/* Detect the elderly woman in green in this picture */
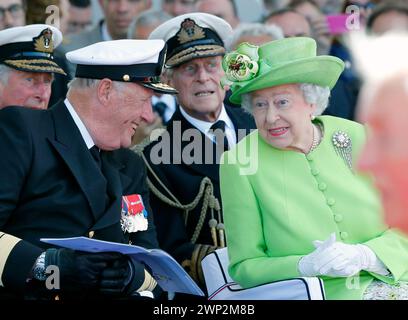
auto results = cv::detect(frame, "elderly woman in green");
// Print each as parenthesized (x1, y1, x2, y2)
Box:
(219, 37, 408, 300)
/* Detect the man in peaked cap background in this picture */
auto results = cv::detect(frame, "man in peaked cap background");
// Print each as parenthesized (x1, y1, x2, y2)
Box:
(0, 24, 66, 110)
(144, 13, 256, 291)
(58, 0, 152, 78)
(0, 38, 176, 299)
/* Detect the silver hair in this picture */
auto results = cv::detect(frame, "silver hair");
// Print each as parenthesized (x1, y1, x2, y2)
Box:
(226, 23, 284, 51)
(67, 77, 100, 89)
(241, 83, 330, 115)
(299, 83, 331, 115)
(162, 67, 173, 80)
(0, 64, 12, 85)
(67, 77, 128, 93)
(127, 8, 173, 39)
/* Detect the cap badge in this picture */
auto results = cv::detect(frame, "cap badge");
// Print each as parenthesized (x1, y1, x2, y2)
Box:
(177, 18, 205, 45)
(33, 28, 54, 53)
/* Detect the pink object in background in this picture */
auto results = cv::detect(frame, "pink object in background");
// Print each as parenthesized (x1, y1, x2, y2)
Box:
(326, 14, 350, 35)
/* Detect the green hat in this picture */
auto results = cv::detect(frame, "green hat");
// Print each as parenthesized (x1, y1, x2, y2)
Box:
(221, 37, 345, 105)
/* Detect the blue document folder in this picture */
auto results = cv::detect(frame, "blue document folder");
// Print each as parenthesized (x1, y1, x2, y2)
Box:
(41, 236, 204, 296)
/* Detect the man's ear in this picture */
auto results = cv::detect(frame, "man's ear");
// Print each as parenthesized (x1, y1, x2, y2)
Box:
(97, 78, 114, 106)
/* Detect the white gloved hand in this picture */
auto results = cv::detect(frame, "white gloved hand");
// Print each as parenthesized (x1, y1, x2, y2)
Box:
(299, 233, 389, 277)
(298, 233, 341, 277)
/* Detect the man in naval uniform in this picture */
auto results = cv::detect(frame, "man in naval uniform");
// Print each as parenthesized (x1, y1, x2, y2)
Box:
(0, 36, 177, 299)
(0, 24, 66, 110)
(144, 13, 256, 289)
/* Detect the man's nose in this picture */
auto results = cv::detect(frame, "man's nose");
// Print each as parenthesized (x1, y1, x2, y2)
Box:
(117, 0, 130, 12)
(35, 82, 51, 102)
(3, 10, 14, 27)
(142, 101, 155, 124)
(195, 66, 210, 82)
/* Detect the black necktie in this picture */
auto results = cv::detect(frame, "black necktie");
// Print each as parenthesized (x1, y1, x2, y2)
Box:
(153, 101, 167, 122)
(90, 146, 110, 210)
(211, 120, 229, 151)
(89, 146, 102, 168)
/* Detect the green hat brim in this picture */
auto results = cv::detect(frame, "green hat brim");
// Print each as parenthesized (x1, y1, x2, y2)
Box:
(229, 56, 344, 105)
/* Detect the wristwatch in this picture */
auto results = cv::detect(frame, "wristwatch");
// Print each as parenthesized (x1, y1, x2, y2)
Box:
(33, 252, 47, 281)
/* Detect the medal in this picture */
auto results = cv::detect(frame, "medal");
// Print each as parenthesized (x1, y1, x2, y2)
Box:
(121, 194, 148, 233)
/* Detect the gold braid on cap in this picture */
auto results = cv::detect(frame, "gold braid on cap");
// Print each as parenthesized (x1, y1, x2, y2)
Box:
(167, 45, 225, 67)
(4, 59, 66, 75)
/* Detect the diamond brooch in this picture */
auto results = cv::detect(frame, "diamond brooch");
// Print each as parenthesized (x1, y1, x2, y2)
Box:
(332, 131, 353, 171)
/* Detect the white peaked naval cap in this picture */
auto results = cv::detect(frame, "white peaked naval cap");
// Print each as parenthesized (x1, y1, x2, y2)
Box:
(149, 12, 233, 68)
(0, 24, 65, 75)
(66, 39, 177, 94)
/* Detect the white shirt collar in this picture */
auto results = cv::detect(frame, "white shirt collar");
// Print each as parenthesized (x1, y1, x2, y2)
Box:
(64, 98, 95, 149)
(179, 105, 237, 146)
(101, 21, 113, 41)
(152, 94, 176, 122)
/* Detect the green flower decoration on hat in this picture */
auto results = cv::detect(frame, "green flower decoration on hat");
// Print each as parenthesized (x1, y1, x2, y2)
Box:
(221, 37, 345, 105)
(221, 42, 259, 90)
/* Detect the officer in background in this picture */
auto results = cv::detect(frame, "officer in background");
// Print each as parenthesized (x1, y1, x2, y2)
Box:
(144, 13, 256, 290)
(0, 24, 66, 110)
(0, 37, 177, 299)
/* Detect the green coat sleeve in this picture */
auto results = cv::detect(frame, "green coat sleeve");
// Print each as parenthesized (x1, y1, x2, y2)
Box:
(220, 150, 303, 289)
(364, 229, 408, 283)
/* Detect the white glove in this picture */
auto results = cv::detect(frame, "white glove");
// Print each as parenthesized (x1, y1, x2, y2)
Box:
(298, 233, 350, 277)
(298, 233, 389, 277)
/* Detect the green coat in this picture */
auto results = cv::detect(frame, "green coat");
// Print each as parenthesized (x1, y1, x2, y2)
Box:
(220, 116, 408, 300)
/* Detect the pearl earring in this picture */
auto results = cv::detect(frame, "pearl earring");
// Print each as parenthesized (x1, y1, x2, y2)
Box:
(311, 115, 315, 121)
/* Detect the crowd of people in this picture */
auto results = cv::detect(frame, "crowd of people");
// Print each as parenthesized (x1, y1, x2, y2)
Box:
(1, 0, 408, 300)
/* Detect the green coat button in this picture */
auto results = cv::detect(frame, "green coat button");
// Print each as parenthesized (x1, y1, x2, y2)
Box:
(318, 182, 327, 191)
(311, 168, 319, 176)
(334, 214, 343, 222)
(327, 198, 336, 206)
(340, 231, 349, 239)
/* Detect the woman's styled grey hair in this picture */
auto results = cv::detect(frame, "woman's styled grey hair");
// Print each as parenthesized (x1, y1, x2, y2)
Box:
(241, 83, 331, 115)
(226, 23, 284, 51)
